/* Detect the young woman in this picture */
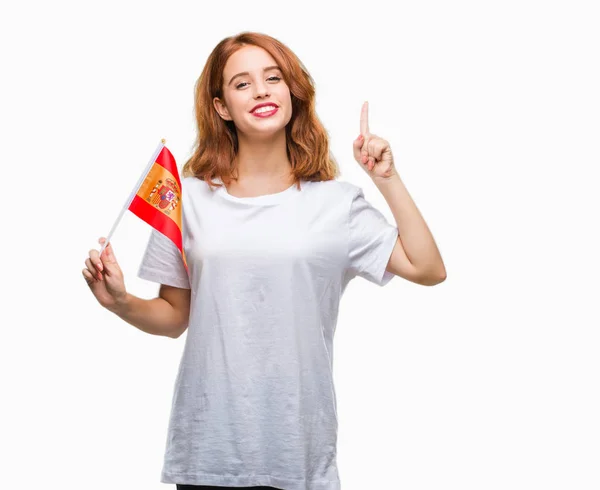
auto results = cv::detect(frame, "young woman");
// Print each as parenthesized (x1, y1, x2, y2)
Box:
(83, 31, 446, 490)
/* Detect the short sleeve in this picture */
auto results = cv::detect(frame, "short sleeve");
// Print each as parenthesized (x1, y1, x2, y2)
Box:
(348, 187, 399, 286)
(137, 228, 191, 289)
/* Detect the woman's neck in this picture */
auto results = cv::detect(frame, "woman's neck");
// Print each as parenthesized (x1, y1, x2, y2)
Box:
(234, 128, 292, 184)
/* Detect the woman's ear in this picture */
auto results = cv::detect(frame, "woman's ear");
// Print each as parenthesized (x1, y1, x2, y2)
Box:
(213, 97, 232, 121)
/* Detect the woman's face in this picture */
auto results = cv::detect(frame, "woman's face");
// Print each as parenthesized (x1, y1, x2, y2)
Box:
(213, 45, 292, 137)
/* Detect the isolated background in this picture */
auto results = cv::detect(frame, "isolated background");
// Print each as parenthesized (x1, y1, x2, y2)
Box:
(1, 1, 598, 489)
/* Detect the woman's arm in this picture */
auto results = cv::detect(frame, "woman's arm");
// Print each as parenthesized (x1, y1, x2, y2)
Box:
(376, 174, 447, 285)
(107, 285, 191, 338)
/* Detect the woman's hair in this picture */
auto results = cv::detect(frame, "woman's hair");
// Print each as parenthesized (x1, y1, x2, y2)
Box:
(181, 31, 340, 190)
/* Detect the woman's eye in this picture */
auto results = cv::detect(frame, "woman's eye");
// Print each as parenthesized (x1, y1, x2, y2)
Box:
(236, 76, 281, 89)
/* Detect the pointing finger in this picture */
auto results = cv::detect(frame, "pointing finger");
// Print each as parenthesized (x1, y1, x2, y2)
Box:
(360, 101, 369, 136)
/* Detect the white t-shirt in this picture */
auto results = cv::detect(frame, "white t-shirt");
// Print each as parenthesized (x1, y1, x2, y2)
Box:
(137, 175, 399, 490)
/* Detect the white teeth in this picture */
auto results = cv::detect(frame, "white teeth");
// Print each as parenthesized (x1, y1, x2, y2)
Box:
(254, 106, 277, 114)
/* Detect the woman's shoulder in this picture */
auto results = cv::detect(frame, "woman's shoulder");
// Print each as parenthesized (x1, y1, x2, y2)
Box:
(181, 175, 205, 187)
(181, 175, 220, 195)
(306, 178, 361, 199)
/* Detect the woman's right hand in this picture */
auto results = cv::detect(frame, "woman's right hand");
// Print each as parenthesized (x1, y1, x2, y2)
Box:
(82, 237, 127, 310)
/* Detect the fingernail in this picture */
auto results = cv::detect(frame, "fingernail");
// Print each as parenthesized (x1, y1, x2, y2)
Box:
(97, 263, 103, 271)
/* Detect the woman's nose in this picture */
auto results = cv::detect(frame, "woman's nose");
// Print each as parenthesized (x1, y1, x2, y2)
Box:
(252, 81, 270, 98)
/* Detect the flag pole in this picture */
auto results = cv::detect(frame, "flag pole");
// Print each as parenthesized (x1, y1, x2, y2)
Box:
(99, 139, 166, 256)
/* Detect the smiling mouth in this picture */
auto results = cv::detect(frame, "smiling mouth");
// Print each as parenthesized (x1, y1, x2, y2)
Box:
(251, 106, 279, 117)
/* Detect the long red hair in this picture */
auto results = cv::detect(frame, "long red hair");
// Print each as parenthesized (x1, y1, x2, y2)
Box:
(181, 31, 340, 190)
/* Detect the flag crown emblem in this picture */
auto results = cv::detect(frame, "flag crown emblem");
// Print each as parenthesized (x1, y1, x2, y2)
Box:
(146, 178, 181, 215)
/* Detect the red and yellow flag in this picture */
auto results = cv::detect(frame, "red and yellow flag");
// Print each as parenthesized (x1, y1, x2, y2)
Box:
(128, 145, 188, 272)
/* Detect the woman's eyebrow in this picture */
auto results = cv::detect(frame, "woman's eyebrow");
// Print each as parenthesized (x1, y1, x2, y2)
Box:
(228, 65, 281, 86)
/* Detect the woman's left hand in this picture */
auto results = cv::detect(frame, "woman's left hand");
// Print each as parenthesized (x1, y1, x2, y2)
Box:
(352, 101, 397, 182)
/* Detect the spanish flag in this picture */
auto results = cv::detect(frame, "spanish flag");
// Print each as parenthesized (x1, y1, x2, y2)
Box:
(128, 142, 188, 272)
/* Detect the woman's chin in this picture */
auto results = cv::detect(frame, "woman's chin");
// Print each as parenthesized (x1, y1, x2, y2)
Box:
(240, 123, 287, 139)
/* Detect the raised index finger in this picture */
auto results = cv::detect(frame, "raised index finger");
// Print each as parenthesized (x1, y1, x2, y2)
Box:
(360, 101, 369, 135)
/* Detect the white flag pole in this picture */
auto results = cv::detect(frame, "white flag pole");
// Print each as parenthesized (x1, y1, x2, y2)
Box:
(99, 139, 166, 257)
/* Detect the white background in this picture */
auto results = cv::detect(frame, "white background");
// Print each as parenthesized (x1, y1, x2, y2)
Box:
(1, 1, 599, 489)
